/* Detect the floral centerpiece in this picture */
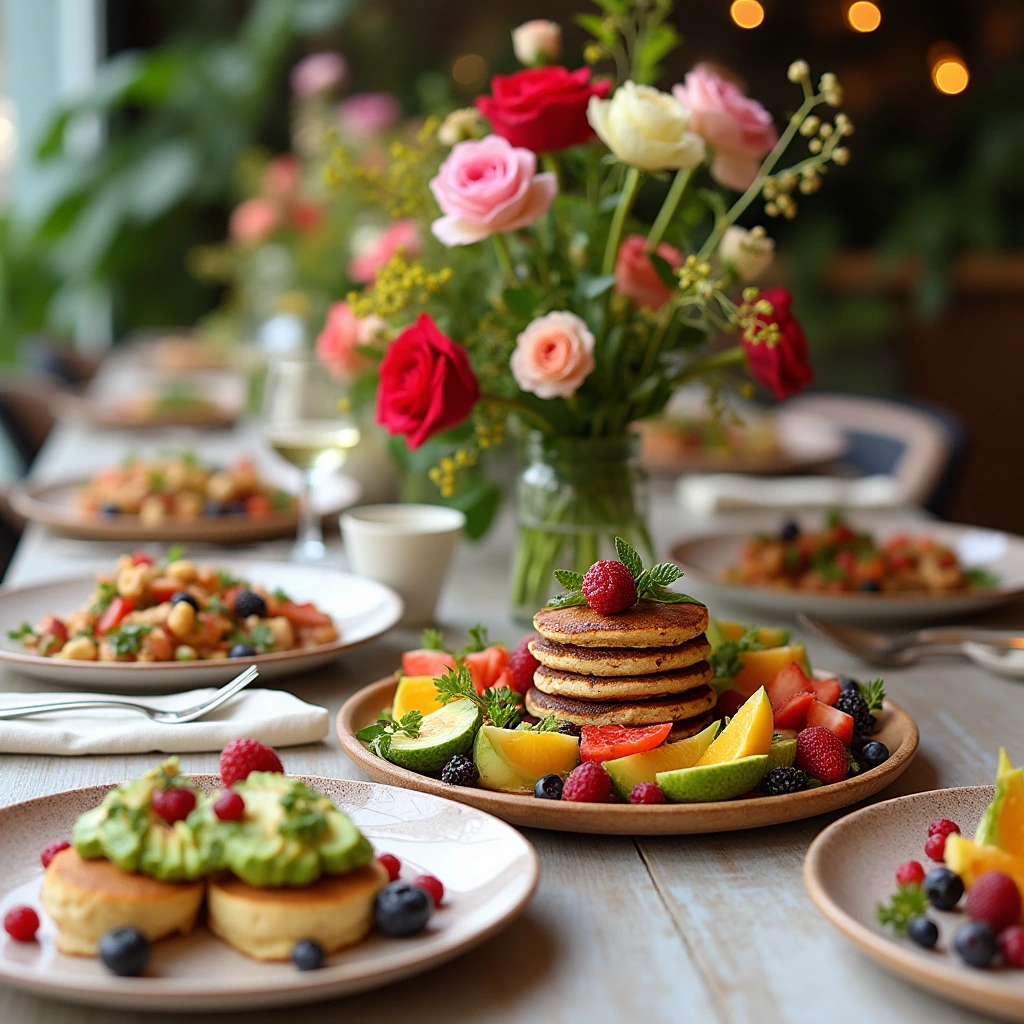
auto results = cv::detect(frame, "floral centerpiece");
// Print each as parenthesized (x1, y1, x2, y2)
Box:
(318, 0, 852, 618)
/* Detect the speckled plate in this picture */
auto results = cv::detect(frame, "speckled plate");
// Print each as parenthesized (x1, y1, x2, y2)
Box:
(336, 673, 919, 835)
(805, 786, 1024, 1022)
(0, 775, 538, 1011)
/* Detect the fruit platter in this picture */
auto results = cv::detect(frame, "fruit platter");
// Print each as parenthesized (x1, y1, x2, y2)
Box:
(0, 740, 538, 1011)
(337, 542, 918, 834)
(806, 750, 1024, 1021)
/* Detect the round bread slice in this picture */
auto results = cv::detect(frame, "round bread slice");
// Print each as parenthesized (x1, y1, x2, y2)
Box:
(533, 659, 712, 702)
(533, 600, 708, 648)
(525, 683, 717, 728)
(207, 860, 389, 961)
(40, 848, 204, 956)
(529, 634, 710, 677)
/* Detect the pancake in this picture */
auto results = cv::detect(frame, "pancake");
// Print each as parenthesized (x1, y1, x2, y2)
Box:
(529, 634, 710, 677)
(40, 848, 204, 956)
(207, 860, 388, 961)
(533, 659, 712, 701)
(525, 683, 717, 728)
(533, 600, 708, 648)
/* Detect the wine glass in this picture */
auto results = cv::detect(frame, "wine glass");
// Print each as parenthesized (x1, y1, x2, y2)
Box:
(260, 354, 360, 562)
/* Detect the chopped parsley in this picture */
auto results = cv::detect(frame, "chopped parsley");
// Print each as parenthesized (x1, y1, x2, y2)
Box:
(165, 543, 187, 566)
(89, 581, 117, 615)
(271, 587, 291, 605)
(356, 710, 424, 759)
(434, 665, 523, 729)
(106, 624, 152, 656)
(6, 622, 37, 642)
(965, 567, 1000, 589)
(876, 883, 930, 936)
(710, 626, 764, 681)
(215, 569, 245, 589)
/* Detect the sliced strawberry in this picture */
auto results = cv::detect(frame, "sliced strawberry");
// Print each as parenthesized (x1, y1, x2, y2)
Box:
(580, 723, 672, 763)
(464, 646, 509, 695)
(773, 690, 816, 731)
(715, 689, 746, 720)
(811, 676, 841, 706)
(805, 700, 854, 747)
(401, 649, 456, 678)
(765, 661, 815, 713)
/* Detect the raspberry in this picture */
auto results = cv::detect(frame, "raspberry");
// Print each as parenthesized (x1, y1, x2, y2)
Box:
(715, 690, 746, 720)
(219, 737, 284, 788)
(414, 874, 444, 906)
(40, 840, 71, 869)
(3, 906, 39, 942)
(965, 871, 1022, 933)
(377, 853, 401, 881)
(581, 560, 638, 616)
(924, 831, 952, 862)
(895, 860, 926, 886)
(1000, 925, 1024, 968)
(506, 633, 541, 695)
(561, 762, 612, 803)
(795, 726, 849, 785)
(629, 782, 665, 805)
(928, 818, 960, 839)
(213, 790, 245, 822)
(151, 787, 196, 824)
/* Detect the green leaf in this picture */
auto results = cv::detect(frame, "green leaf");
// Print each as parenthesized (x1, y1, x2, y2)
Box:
(578, 274, 617, 300)
(89, 581, 117, 616)
(553, 569, 584, 591)
(645, 562, 684, 587)
(106, 623, 152, 656)
(648, 251, 679, 290)
(576, 13, 616, 43)
(545, 592, 588, 609)
(876, 883, 930, 936)
(165, 543, 187, 565)
(355, 722, 386, 743)
(614, 537, 644, 580)
(420, 628, 445, 651)
(460, 624, 491, 655)
(502, 285, 542, 319)
(6, 622, 36, 641)
(965, 567, 1000, 588)
(532, 716, 561, 733)
(861, 679, 886, 713)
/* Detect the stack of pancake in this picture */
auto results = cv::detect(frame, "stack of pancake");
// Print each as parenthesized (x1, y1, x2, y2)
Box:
(524, 600, 717, 736)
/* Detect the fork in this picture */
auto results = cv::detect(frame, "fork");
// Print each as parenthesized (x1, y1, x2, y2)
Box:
(797, 613, 1024, 667)
(0, 664, 259, 722)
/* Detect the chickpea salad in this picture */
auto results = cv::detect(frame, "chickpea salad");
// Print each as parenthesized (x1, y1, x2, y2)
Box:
(4, 548, 338, 663)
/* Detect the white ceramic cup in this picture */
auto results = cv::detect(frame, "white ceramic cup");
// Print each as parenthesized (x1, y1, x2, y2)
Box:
(340, 504, 466, 626)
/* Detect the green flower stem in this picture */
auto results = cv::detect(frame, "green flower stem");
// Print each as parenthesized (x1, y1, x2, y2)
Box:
(480, 392, 557, 434)
(602, 166, 643, 275)
(492, 233, 518, 287)
(646, 166, 694, 252)
(672, 345, 748, 386)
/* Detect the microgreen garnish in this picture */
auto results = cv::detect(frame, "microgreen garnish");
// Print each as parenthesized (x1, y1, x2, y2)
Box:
(876, 883, 930, 935)
(237, 623, 275, 653)
(271, 587, 291, 604)
(861, 679, 886, 713)
(271, 490, 293, 511)
(356, 710, 424, 759)
(460, 624, 492, 655)
(215, 569, 245, 589)
(434, 665, 523, 729)
(420, 627, 446, 651)
(106, 624, 152, 656)
(89, 581, 117, 615)
(205, 594, 230, 616)
(6, 622, 37, 642)
(529, 716, 561, 733)
(710, 625, 764, 681)
(965, 567, 999, 589)
(165, 544, 187, 565)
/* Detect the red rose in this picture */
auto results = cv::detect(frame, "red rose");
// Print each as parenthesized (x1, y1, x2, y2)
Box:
(742, 287, 814, 400)
(614, 234, 683, 311)
(376, 314, 479, 449)
(475, 67, 611, 153)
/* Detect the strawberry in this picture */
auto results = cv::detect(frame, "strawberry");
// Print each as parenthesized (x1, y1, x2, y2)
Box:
(765, 661, 815, 713)
(402, 649, 455, 678)
(506, 633, 541, 695)
(805, 701, 854, 747)
(464, 646, 509, 694)
(811, 676, 841, 706)
(773, 691, 816, 731)
(795, 726, 849, 785)
(580, 723, 672, 763)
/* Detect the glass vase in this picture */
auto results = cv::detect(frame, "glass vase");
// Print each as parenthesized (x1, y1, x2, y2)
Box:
(511, 431, 652, 622)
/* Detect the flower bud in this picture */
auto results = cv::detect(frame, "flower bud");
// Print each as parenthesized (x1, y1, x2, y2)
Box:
(511, 20, 562, 67)
(788, 60, 810, 83)
(831, 146, 850, 166)
(719, 225, 775, 283)
(799, 115, 820, 137)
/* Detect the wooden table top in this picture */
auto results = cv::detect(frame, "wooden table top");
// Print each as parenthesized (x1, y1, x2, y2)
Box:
(0, 413, 1017, 1024)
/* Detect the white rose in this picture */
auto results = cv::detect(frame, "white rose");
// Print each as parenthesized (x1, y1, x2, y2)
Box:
(511, 20, 562, 66)
(719, 225, 775, 282)
(587, 81, 706, 172)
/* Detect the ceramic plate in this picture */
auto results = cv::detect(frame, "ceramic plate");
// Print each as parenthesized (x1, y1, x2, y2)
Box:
(0, 776, 538, 1011)
(670, 520, 1024, 623)
(0, 561, 403, 691)
(8, 474, 360, 544)
(335, 675, 918, 835)
(805, 786, 1024, 1022)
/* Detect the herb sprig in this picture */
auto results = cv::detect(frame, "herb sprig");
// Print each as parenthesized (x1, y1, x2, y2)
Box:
(106, 624, 153, 656)
(861, 679, 885, 713)
(356, 710, 424, 759)
(876, 883, 930, 935)
(434, 665, 523, 729)
(89, 581, 117, 615)
(6, 622, 37, 642)
(710, 625, 764, 681)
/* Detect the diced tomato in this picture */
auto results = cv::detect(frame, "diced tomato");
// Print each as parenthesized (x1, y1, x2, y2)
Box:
(889, 550, 915, 571)
(197, 612, 230, 646)
(464, 646, 510, 695)
(222, 584, 245, 608)
(937, 549, 956, 568)
(715, 689, 746, 720)
(773, 691, 816, 731)
(860, 556, 885, 582)
(246, 494, 273, 519)
(834, 550, 856, 576)
(38, 615, 68, 642)
(811, 675, 842, 706)
(765, 661, 815, 713)
(402, 649, 456, 678)
(131, 551, 155, 566)
(805, 701, 854, 746)
(150, 578, 180, 603)
(277, 600, 332, 629)
(580, 723, 672, 763)
(829, 524, 855, 545)
(96, 597, 135, 636)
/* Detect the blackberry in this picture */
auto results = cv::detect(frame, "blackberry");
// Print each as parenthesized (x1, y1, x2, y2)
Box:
(762, 766, 808, 796)
(779, 519, 800, 542)
(834, 689, 874, 748)
(440, 754, 478, 787)
(558, 721, 582, 737)
(233, 589, 268, 619)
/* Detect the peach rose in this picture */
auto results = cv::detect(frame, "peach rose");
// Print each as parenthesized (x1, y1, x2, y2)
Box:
(229, 198, 279, 245)
(614, 234, 683, 310)
(315, 302, 384, 380)
(262, 155, 302, 203)
(348, 220, 423, 283)
(673, 65, 777, 191)
(510, 311, 595, 399)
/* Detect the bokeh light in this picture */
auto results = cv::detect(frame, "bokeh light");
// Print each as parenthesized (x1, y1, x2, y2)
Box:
(932, 56, 969, 94)
(846, 2, 881, 33)
(729, 1, 764, 29)
(451, 54, 489, 88)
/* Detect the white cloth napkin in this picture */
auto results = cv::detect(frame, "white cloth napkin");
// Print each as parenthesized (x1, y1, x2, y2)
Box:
(0, 688, 330, 756)
(676, 473, 903, 517)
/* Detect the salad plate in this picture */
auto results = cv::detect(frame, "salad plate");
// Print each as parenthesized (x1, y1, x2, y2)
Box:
(0, 775, 538, 1011)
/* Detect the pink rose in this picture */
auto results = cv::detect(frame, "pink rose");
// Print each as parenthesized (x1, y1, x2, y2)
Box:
(229, 198, 279, 244)
(291, 53, 347, 98)
(673, 65, 777, 191)
(429, 135, 557, 247)
(263, 154, 302, 203)
(614, 234, 683, 310)
(510, 311, 595, 399)
(315, 302, 384, 381)
(348, 220, 423, 283)
(338, 93, 402, 140)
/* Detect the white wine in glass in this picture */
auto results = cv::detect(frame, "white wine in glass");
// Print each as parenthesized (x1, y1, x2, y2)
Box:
(261, 356, 360, 562)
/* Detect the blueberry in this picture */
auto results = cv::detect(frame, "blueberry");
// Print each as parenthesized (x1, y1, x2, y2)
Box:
(779, 519, 800, 542)
(98, 927, 150, 977)
(860, 741, 889, 769)
(860, 580, 881, 592)
(203, 500, 225, 517)
(226, 500, 247, 515)
(233, 589, 267, 619)
(839, 676, 861, 694)
(908, 916, 938, 949)
(374, 881, 432, 938)
(170, 591, 200, 611)
(925, 867, 964, 910)
(100, 503, 121, 517)
(228, 643, 257, 658)
(291, 938, 325, 971)
(954, 921, 996, 968)
(534, 774, 564, 800)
